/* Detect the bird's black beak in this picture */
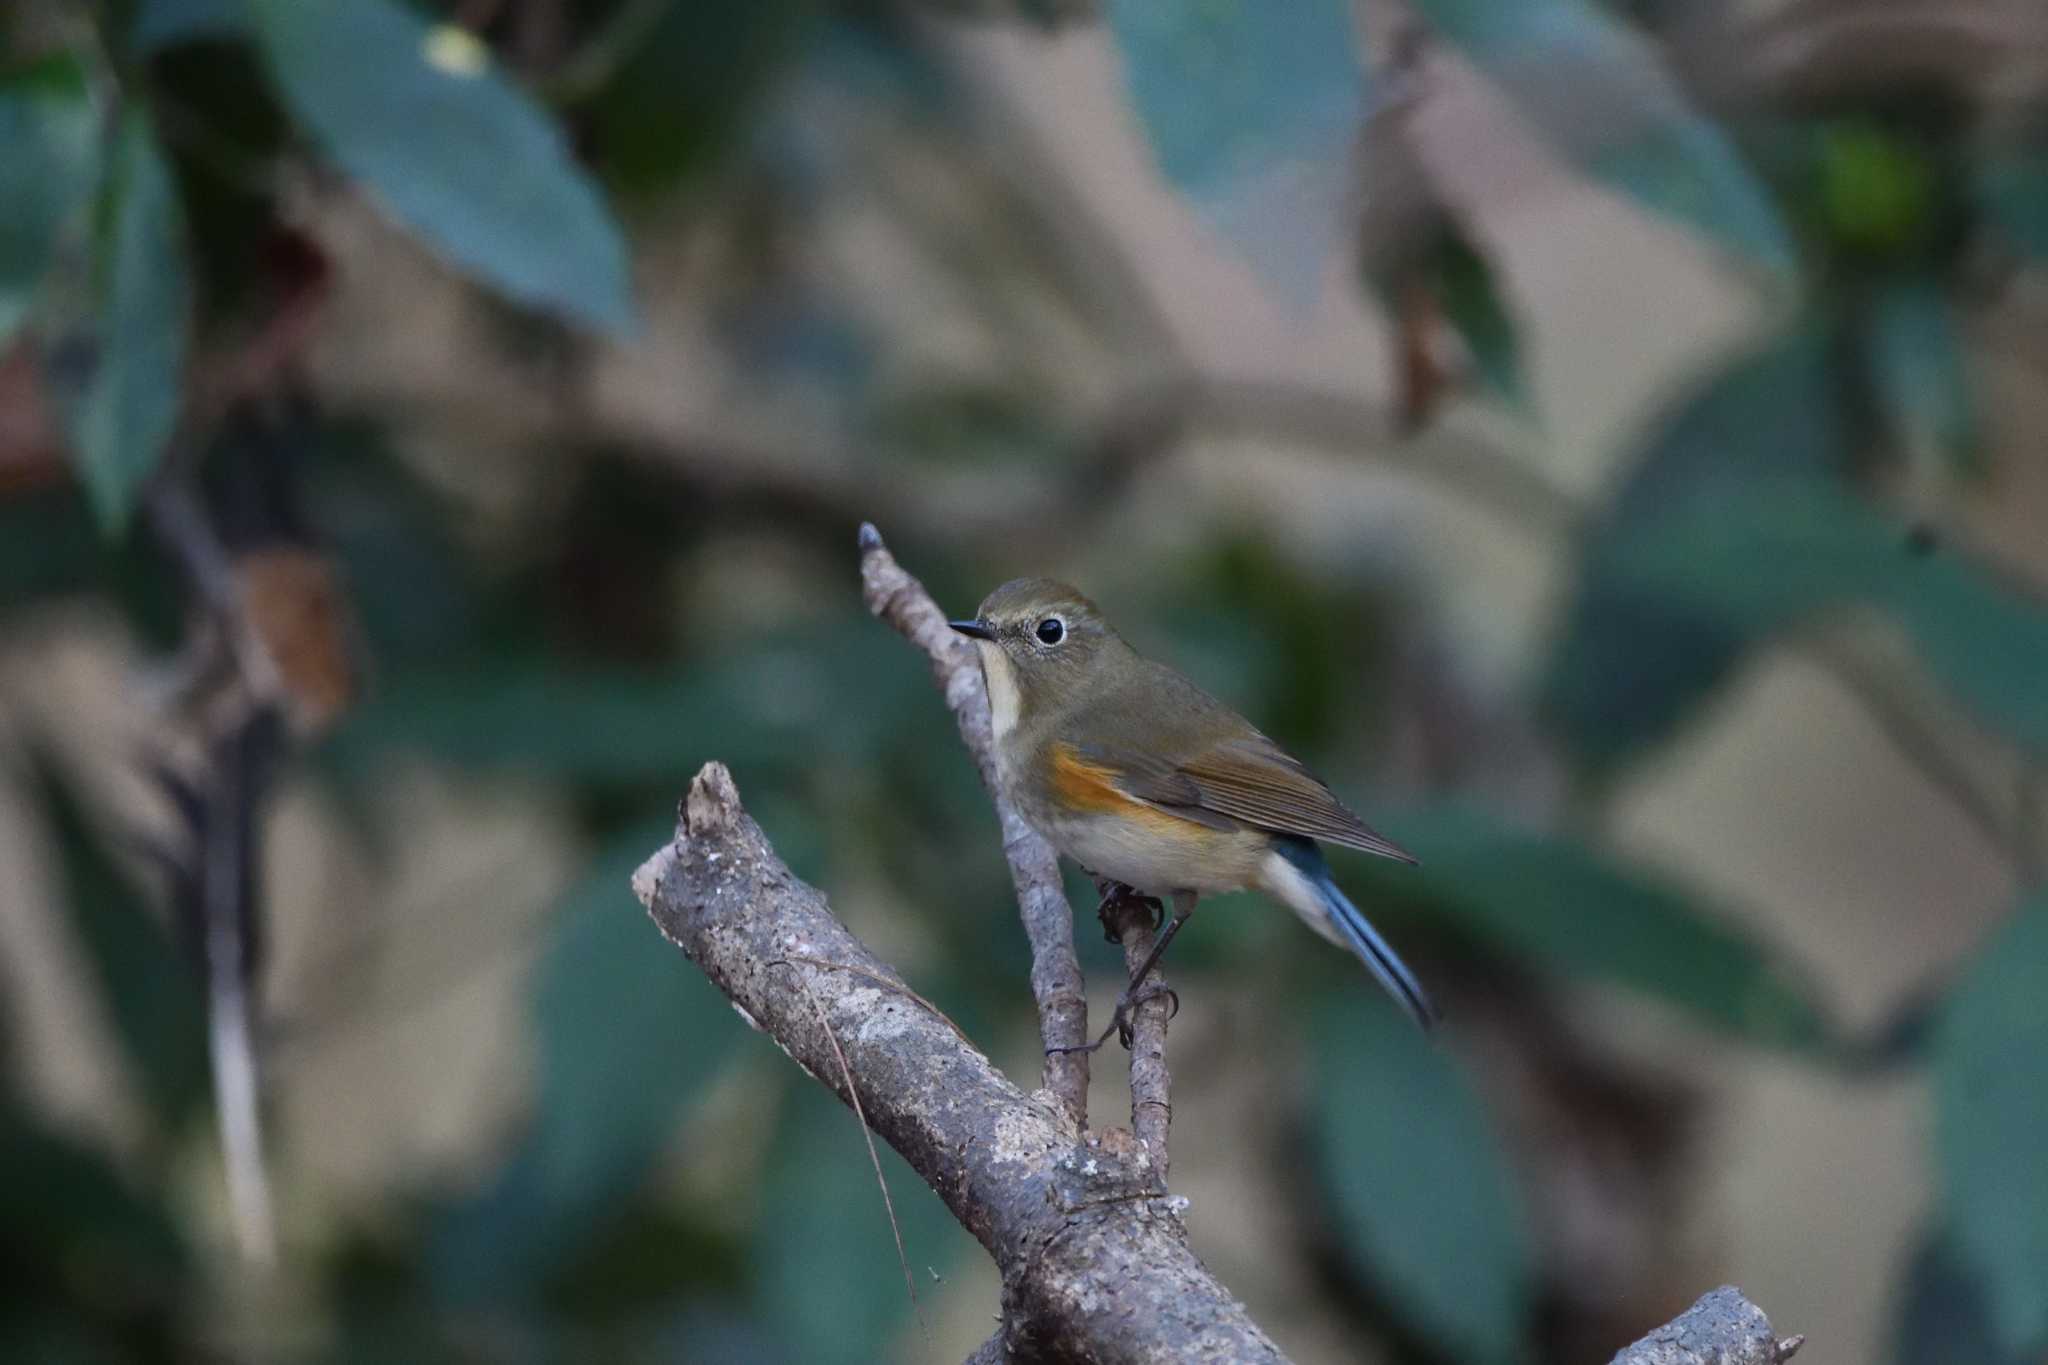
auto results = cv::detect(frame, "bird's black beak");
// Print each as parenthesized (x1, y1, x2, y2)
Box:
(948, 619, 993, 641)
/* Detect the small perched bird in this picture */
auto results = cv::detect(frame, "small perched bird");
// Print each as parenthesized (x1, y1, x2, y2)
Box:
(950, 578, 1436, 1047)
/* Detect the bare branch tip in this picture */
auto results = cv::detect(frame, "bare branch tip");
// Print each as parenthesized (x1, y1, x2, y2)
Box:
(685, 761, 742, 836)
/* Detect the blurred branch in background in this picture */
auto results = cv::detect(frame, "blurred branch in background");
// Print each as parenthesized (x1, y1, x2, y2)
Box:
(131, 483, 291, 1268)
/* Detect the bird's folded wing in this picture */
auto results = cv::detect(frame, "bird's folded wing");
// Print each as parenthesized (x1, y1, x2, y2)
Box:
(1082, 738, 1416, 863)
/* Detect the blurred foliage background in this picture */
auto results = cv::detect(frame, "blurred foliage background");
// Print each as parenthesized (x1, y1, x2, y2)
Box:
(2, 0, 2047, 1361)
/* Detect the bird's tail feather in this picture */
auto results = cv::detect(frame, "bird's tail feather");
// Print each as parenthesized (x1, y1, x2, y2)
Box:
(1273, 839, 1439, 1031)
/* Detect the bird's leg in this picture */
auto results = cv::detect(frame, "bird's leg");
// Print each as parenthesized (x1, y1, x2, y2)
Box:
(1090, 875, 1163, 944)
(1106, 892, 1192, 1043)
(1052, 892, 1194, 1054)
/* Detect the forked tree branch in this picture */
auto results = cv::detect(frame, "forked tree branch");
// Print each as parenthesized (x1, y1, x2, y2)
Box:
(633, 763, 1284, 1363)
(632, 766, 1800, 1363)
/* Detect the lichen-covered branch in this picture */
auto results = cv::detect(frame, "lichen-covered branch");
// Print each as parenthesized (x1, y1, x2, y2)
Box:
(634, 763, 1285, 1364)
(857, 523, 1093, 1125)
(1609, 1287, 1804, 1365)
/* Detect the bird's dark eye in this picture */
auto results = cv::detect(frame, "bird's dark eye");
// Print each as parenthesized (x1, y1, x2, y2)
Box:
(1035, 616, 1065, 645)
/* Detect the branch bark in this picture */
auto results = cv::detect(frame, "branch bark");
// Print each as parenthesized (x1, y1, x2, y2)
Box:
(857, 523, 1093, 1126)
(1610, 1287, 1803, 1365)
(1094, 885, 1173, 1175)
(634, 762, 1286, 1364)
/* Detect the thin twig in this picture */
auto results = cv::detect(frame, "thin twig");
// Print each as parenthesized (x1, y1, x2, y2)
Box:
(785, 964, 929, 1359)
(858, 523, 1092, 1126)
(1097, 887, 1173, 1179)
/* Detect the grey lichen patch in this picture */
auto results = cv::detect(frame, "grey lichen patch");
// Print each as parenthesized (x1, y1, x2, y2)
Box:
(988, 1104, 1058, 1171)
(848, 991, 920, 1046)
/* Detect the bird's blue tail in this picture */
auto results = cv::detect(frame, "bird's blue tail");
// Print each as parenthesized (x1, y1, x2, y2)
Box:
(1275, 839, 1439, 1031)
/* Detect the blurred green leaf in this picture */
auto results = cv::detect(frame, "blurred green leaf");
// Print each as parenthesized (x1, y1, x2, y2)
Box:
(916, 0, 1093, 26)
(1411, 0, 1795, 275)
(302, 424, 484, 669)
(0, 482, 106, 608)
(0, 480, 185, 647)
(1105, 0, 1361, 304)
(1549, 320, 2048, 762)
(755, 1082, 971, 1365)
(128, 0, 243, 52)
(0, 52, 99, 346)
(247, 0, 636, 333)
(1892, 1230, 2034, 1365)
(337, 622, 932, 783)
(60, 111, 190, 535)
(1867, 276, 1977, 474)
(582, 0, 822, 196)
(1432, 228, 1529, 411)
(1611, 485, 2048, 754)
(1817, 122, 1942, 264)
(1352, 806, 1828, 1048)
(1932, 896, 2048, 1354)
(1105, 0, 1360, 197)
(430, 824, 742, 1300)
(544, 1202, 748, 1325)
(529, 825, 739, 1212)
(0, 1102, 191, 1349)
(1312, 995, 1530, 1363)
(1977, 146, 2048, 261)
(27, 751, 209, 1138)
(1545, 328, 1845, 767)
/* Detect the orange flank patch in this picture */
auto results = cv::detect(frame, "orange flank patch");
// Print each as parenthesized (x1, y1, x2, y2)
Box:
(1046, 744, 1191, 834)
(1047, 743, 1132, 813)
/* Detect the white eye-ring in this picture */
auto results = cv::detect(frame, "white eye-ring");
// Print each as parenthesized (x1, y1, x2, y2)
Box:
(1034, 616, 1066, 645)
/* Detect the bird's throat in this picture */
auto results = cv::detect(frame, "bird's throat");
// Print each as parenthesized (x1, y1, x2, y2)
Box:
(975, 641, 1023, 743)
